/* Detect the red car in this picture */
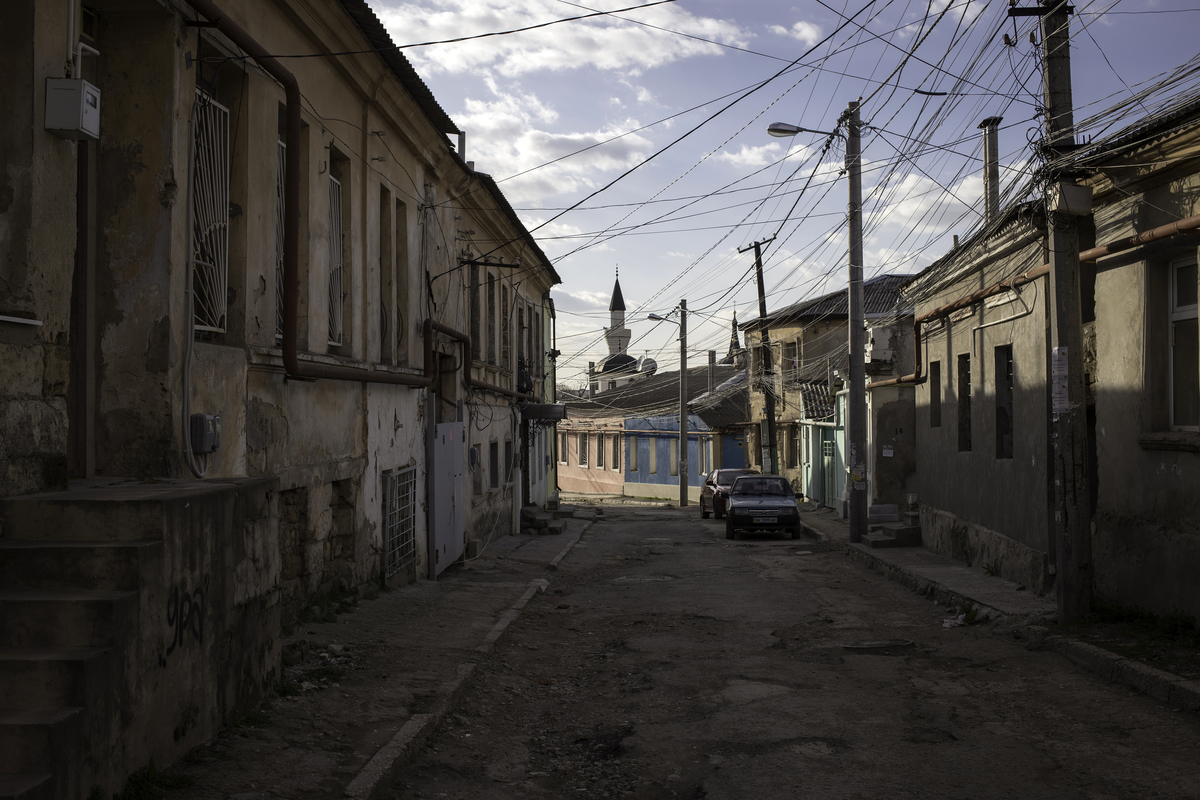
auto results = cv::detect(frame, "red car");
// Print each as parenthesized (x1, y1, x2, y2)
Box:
(700, 468, 759, 519)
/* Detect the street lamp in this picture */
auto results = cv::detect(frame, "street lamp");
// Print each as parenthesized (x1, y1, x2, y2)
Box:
(768, 102, 866, 544)
(647, 302, 688, 508)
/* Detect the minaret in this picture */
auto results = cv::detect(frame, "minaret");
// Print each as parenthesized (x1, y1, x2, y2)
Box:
(720, 310, 742, 364)
(605, 270, 631, 356)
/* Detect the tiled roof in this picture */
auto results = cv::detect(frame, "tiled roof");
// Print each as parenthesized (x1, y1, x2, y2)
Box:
(565, 365, 741, 420)
(740, 273, 913, 331)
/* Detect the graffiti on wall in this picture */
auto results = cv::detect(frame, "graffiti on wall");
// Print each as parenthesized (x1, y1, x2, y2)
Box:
(159, 576, 209, 667)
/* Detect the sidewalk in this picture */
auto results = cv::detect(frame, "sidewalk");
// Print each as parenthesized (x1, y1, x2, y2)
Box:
(165, 516, 593, 800)
(800, 507, 1200, 715)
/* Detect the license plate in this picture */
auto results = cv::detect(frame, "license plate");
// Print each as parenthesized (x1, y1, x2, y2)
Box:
(752, 517, 777, 524)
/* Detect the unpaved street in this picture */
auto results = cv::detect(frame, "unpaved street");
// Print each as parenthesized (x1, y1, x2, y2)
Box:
(392, 505, 1200, 799)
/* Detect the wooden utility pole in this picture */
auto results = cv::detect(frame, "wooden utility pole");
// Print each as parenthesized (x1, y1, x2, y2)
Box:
(845, 100, 867, 545)
(1011, 1, 1093, 622)
(739, 238, 778, 475)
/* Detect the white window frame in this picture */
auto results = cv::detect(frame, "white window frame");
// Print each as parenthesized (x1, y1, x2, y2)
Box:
(1170, 257, 1198, 431)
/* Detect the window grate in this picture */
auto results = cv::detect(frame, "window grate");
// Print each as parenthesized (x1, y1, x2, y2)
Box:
(191, 89, 230, 333)
(328, 175, 344, 346)
(383, 466, 417, 579)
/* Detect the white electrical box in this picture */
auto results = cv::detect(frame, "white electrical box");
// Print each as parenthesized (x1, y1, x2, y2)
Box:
(45, 78, 101, 140)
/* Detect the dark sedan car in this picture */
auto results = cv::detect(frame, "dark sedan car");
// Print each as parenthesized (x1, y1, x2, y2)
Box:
(700, 468, 759, 519)
(724, 474, 801, 540)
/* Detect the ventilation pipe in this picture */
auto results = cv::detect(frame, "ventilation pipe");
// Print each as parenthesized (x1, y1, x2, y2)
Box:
(979, 116, 1002, 228)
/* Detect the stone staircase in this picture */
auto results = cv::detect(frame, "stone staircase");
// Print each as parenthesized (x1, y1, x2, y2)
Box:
(864, 503, 923, 549)
(0, 505, 154, 798)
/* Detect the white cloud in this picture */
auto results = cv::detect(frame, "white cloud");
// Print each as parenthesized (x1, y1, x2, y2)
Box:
(716, 142, 783, 168)
(377, 1, 751, 78)
(769, 20, 823, 47)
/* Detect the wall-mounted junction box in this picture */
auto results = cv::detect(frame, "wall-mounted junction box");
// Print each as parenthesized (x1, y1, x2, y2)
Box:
(190, 413, 221, 455)
(45, 78, 101, 140)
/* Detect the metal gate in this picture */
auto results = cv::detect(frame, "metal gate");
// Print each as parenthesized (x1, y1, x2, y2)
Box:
(191, 89, 229, 333)
(430, 420, 464, 577)
(383, 466, 417, 582)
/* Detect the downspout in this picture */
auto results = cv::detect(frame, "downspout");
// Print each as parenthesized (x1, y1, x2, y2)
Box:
(179, 1, 537, 401)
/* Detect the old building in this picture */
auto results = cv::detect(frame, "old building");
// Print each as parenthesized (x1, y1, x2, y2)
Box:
(899, 100, 1200, 622)
(0, 0, 559, 794)
(739, 273, 913, 509)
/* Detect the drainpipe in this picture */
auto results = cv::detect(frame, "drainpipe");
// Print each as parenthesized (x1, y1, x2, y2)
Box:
(979, 117, 1002, 229)
(179, 0, 535, 402)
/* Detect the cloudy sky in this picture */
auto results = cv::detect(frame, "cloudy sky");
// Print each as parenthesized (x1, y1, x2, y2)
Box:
(374, 0, 1200, 386)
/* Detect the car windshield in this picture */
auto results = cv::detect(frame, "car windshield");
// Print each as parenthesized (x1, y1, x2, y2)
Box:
(731, 477, 790, 497)
(716, 470, 751, 486)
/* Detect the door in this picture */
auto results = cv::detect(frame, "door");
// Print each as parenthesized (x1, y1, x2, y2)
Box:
(822, 437, 836, 509)
(430, 420, 465, 577)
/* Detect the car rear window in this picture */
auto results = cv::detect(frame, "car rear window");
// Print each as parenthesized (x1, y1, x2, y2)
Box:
(732, 477, 790, 496)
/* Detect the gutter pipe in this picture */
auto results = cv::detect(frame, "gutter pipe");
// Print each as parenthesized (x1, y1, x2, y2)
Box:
(866, 207, 1200, 390)
(180, 0, 534, 403)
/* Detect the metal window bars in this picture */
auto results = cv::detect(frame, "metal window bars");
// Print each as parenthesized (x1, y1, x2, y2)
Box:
(328, 174, 344, 346)
(274, 140, 286, 339)
(383, 466, 417, 579)
(191, 89, 230, 333)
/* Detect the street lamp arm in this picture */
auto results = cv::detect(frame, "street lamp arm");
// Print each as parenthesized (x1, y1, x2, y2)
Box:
(767, 121, 843, 139)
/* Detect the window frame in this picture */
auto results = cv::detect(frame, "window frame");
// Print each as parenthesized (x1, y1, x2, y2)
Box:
(957, 353, 972, 452)
(578, 432, 589, 468)
(1169, 256, 1199, 431)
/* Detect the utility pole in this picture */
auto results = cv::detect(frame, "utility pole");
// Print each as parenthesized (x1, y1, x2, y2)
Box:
(679, 299, 688, 508)
(739, 238, 778, 475)
(1011, 1, 1092, 622)
(845, 100, 867, 545)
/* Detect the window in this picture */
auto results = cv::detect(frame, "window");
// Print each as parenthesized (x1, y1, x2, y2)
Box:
(487, 273, 496, 364)
(649, 439, 658, 474)
(670, 438, 679, 476)
(578, 433, 589, 467)
(489, 441, 499, 490)
(274, 138, 286, 339)
(957, 354, 972, 451)
(470, 264, 481, 361)
(378, 186, 393, 363)
(596, 434, 605, 469)
(327, 151, 350, 348)
(630, 436, 639, 472)
(472, 444, 482, 495)
(502, 284, 511, 370)
(395, 199, 409, 362)
(929, 361, 942, 427)
(191, 88, 230, 333)
(559, 432, 568, 464)
(612, 435, 621, 471)
(504, 439, 513, 484)
(382, 467, 417, 580)
(1171, 258, 1198, 430)
(783, 341, 798, 380)
(995, 345, 1014, 459)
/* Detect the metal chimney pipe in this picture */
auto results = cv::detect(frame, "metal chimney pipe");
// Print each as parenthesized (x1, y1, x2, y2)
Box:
(979, 116, 1002, 228)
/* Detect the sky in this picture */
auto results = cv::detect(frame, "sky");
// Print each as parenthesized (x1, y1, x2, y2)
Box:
(373, 0, 1200, 388)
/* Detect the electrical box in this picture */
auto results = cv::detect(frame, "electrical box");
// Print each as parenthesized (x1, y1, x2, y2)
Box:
(45, 78, 101, 140)
(190, 413, 221, 455)
(1049, 182, 1092, 217)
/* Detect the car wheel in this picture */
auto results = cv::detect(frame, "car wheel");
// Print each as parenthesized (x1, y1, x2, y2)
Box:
(714, 504, 724, 520)
(700, 499, 710, 519)
(790, 521, 802, 540)
(725, 518, 735, 540)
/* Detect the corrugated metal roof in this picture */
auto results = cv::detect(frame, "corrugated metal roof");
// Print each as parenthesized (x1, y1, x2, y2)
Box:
(565, 365, 741, 420)
(473, 172, 561, 286)
(797, 380, 834, 421)
(740, 273, 913, 331)
(338, 0, 460, 135)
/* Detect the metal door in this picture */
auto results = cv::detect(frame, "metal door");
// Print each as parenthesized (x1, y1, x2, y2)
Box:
(431, 420, 464, 577)
(822, 438, 836, 508)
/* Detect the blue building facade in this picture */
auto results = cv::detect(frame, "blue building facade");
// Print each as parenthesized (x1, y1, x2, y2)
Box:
(623, 414, 715, 501)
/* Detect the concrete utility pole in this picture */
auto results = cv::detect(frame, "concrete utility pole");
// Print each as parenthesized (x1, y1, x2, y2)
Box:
(845, 100, 867, 545)
(739, 238, 778, 475)
(679, 300, 688, 507)
(1011, 0, 1092, 622)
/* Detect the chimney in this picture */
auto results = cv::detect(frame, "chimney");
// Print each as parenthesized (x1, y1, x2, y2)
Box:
(978, 116, 1002, 228)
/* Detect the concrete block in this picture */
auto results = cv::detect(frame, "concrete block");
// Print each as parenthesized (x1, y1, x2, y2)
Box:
(543, 520, 568, 536)
(571, 508, 597, 521)
(0, 706, 83, 774)
(0, 647, 108, 707)
(0, 540, 162, 592)
(0, 589, 137, 648)
(868, 504, 900, 524)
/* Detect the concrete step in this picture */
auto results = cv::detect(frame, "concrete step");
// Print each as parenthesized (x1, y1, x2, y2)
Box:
(0, 707, 83, 774)
(865, 523, 922, 548)
(0, 540, 162, 591)
(0, 647, 109, 708)
(0, 590, 138, 648)
(867, 504, 900, 524)
(0, 774, 53, 800)
(542, 519, 568, 536)
(0, 484, 200, 542)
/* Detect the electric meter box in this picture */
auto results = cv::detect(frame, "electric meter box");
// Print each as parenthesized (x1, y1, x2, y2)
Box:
(45, 78, 101, 140)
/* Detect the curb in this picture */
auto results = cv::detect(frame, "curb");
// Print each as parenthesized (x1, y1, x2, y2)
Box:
(1020, 626, 1200, 715)
(548, 520, 592, 571)
(344, 574, 552, 799)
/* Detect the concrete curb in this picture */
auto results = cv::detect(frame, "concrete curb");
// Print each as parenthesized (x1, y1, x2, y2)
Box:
(344, 575, 552, 799)
(548, 521, 592, 571)
(1020, 626, 1200, 715)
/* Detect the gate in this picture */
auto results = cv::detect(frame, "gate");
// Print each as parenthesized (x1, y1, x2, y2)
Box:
(430, 420, 464, 577)
(822, 438, 837, 509)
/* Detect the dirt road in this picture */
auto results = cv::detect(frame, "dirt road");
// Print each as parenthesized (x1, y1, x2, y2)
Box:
(392, 505, 1200, 799)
